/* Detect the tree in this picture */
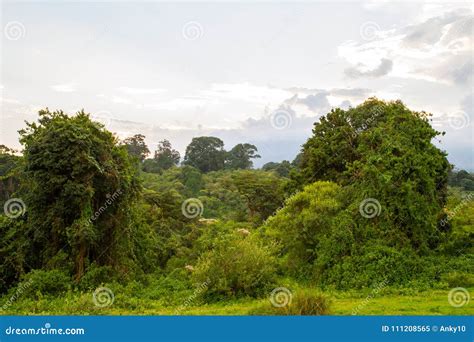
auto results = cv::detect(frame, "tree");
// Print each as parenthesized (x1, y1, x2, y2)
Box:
(296, 98, 450, 251)
(0, 145, 21, 203)
(262, 160, 292, 177)
(448, 169, 474, 191)
(13, 109, 142, 281)
(264, 181, 344, 275)
(154, 139, 180, 170)
(183, 136, 226, 173)
(142, 158, 161, 174)
(227, 170, 285, 222)
(123, 134, 150, 161)
(0, 145, 19, 177)
(225, 143, 260, 170)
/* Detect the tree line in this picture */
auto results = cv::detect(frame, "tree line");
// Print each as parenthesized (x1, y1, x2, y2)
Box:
(123, 135, 261, 174)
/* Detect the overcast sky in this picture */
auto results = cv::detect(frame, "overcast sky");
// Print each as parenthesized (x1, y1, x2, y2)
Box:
(0, 1, 472, 169)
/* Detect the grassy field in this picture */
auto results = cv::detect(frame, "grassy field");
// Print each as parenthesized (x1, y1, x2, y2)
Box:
(2, 288, 472, 316)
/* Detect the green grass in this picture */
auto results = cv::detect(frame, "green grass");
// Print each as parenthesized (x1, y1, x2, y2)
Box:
(1, 288, 472, 316)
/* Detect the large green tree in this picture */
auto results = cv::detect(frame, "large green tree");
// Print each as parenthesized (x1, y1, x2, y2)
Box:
(297, 99, 450, 249)
(13, 109, 142, 281)
(265, 99, 452, 287)
(183, 136, 226, 173)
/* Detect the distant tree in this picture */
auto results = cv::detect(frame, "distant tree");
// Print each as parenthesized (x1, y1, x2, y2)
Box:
(292, 152, 304, 167)
(461, 178, 474, 191)
(0, 145, 20, 177)
(227, 170, 285, 222)
(154, 139, 180, 169)
(142, 159, 161, 173)
(262, 160, 291, 177)
(225, 143, 260, 170)
(183, 136, 226, 173)
(123, 134, 150, 161)
(448, 169, 474, 191)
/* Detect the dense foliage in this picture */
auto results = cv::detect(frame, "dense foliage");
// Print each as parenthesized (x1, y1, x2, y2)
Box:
(0, 99, 472, 315)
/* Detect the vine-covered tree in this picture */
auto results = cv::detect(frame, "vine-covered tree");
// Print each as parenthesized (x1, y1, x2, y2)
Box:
(8, 109, 143, 282)
(274, 99, 452, 280)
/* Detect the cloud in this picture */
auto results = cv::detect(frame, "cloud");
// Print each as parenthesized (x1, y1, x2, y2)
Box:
(0, 97, 21, 104)
(296, 92, 332, 113)
(111, 96, 132, 105)
(345, 58, 393, 78)
(339, 8, 474, 85)
(51, 83, 76, 92)
(117, 87, 167, 95)
(200, 83, 292, 105)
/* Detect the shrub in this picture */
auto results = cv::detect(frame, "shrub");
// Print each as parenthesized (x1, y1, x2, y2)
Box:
(284, 290, 331, 315)
(192, 233, 276, 299)
(78, 264, 116, 291)
(442, 272, 474, 288)
(19, 269, 71, 298)
(250, 289, 331, 316)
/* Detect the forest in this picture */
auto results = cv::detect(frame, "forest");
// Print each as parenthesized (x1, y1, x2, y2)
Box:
(0, 98, 472, 315)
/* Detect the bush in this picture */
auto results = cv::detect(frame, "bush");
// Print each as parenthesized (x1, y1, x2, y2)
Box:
(442, 272, 474, 288)
(284, 290, 331, 315)
(78, 264, 116, 291)
(18, 269, 71, 298)
(192, 232, 276, 299)
(250, 289, 331, 316)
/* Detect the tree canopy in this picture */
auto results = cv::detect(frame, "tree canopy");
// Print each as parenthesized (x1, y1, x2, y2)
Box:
(225, 143, 260, 170)
(123, 134, 150, 162)
(183, 137, 226, 173)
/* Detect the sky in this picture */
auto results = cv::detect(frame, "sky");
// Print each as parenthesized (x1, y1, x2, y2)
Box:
(0, 0, 473, 169)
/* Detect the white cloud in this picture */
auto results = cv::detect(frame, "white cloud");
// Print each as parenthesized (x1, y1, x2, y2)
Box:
(51, 83, 76, 93)
(111, 96, 132, 105)
(339, 8, 473, 84)
(0, 97, 21, 104)
(200, 83, 293, 106)
(117, 87, 167, 95)
(144, 96, 214, 111)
